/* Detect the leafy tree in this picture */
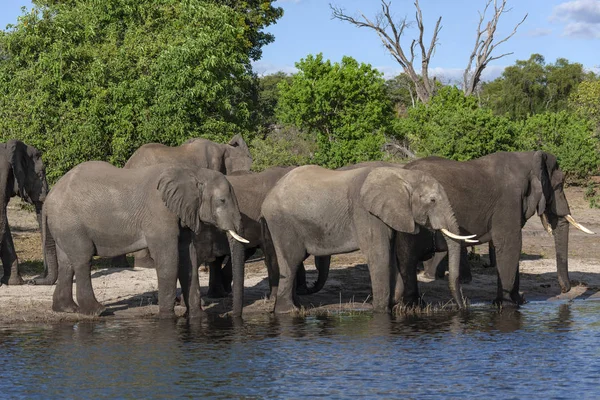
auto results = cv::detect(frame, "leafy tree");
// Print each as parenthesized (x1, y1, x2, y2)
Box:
(480, 54, 588, 119)
(400, 86, 520, 160)
(254, 72, 292, 134)
(0, 0, 281, 182)
(569, 79, 600, 127)
(276, 54, 394, 168)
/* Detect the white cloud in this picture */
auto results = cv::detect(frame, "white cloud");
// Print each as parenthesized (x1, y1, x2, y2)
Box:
(525, 28, 553, 37)
(252, 61, 297, 76)
(551, 0, 600, 38)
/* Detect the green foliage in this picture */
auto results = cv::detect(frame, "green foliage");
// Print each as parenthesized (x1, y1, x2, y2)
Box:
(0, 0, 281, 183)
(584, 184, 600, 209)
(400, 86, 520, 160)
(249, 126, 316, 172)
(254, 72, 292, 133)
(276, 53, 394, 168)
(569, 80, 600, 126)
(481, 54, 589, 120)
(516, 111, 599, 180)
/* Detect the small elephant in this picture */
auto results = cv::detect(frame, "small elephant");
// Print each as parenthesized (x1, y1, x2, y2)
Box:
(203, 167, 331, 299)
(0, 140, 48, 285)
(112, 135, 253, 269)
(261, 165, 473, 314)
(399, 151, 595, 306)
(33, 161, 247, 318)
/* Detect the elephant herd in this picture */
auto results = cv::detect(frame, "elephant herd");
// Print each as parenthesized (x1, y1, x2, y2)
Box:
(0, 136, 594, 319)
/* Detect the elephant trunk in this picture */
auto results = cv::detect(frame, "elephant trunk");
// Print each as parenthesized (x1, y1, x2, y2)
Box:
(228, 232, 245, 317)
(31, 209, 58, 285)
(551, 215, 570, 293)
(440, 209, 465, 308)
(0, 168, 9, 252)
(304, 255, 331, 294)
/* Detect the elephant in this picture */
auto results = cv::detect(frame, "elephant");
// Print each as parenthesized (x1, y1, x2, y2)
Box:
(31, 161, 248, 318)
(202, 166, 331, 299)
(261, 165, 474, 314)
(111, 134, 252, 269)
(126, 134, 252, 175)
(0, 140, 48, 285)
(395, 151, 595, 307)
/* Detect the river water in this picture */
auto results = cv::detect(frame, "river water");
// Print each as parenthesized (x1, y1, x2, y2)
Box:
(0, 300, 598, 399)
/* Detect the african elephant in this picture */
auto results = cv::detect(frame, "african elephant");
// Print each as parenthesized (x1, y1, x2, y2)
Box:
(398, 151, 595, 306)
(112, 135, 252, 269)
(203, 166, 331, 298)
(0, 140, 48, 285)
(126, 134, 252, 174)
(261, 165, 473, 314)
(32, 161, 247, 318)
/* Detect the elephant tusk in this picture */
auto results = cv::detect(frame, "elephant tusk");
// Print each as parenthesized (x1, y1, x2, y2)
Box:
(228, 230, 250, 244)
(565, 215, 596, 235)
(464, 239, 479, 244)
(440, 229, 477, 241)
(540, 213, 553, 235)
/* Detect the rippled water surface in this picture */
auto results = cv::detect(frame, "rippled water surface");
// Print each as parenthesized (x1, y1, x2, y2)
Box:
(1, 300, 599, 399)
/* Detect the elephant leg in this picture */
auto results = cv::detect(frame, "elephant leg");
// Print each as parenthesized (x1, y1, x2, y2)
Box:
(222, 248, 256, 294)
(1, 224, 23, 285)
(69, 241, 105, 316)
(492, 232, 524, 306)
(207, 256, 228, 298)
(148, 241, 179, 319)
(52, 246, 78, 313)
(260, 219, 280, 300)
(394, 233, 421, 307)
(178, 230, 202, 319)
(110, 254, 130, 268)
(360, 227, 394, 313)
(422, 251, 447, 281)
(459, 246, 472, 284)
(295, 261, 309, 295)
(272, 235, 306, 314)
(133, 249, 154, 269)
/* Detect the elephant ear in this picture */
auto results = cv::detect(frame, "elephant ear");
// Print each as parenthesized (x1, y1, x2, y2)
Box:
(360, 168, 416, 233)
(7, 140, 30, 201)
(157, 168, 204, 233)
(530, 151, 553, 216)
(228, 134, 250, 155)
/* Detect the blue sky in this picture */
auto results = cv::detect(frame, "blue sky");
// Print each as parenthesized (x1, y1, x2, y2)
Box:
(2, 0, 599, 83)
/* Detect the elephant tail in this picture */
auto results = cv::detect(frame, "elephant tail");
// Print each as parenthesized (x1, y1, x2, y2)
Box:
(303, 256, 331, 295)
(30, 207, 58, 285)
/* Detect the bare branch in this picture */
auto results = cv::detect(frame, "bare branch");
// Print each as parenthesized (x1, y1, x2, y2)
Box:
(330, 1, 441, 103)
(463, 0, 527, 96)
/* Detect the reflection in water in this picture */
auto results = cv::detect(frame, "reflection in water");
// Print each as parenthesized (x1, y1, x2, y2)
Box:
(0, 301, 598, 398)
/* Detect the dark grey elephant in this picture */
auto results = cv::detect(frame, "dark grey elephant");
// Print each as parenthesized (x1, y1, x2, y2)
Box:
(261, 165, 473, 314)
(0, 140, 48, 285)
(203, 166, 331, 299)
(397, 151, 594, 307)
(112, 135, 252, 269)
(32, 161, 247, 318)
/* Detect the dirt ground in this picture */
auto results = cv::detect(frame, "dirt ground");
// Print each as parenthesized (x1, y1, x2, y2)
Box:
(1, 186, 599, 324)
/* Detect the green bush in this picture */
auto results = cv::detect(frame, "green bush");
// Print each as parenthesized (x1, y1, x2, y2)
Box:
(516, 111, 599, 180)
(399, 86, 520, 160)
(249, 126, 317, 172)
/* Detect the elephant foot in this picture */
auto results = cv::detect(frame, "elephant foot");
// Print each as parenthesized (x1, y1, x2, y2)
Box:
(52, 300, 80, 314)
(2, 275, 24, 286)
(79, 302, 107, 316)
(158, 310, 177, 319)
(274, 298, 299, 314)
(184, 307, 204, 320)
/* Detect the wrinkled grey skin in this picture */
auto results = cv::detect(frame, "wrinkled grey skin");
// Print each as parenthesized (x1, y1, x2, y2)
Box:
(261, 165, 464, 314)
(0, 140, 48, 285)
(32, 161, 244, 318)
(111, 135, 252, 269)
(204, 167, 331, 299)
(400, 151, 574, 306)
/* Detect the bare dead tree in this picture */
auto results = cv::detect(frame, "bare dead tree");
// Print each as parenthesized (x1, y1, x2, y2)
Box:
(331, 0, 441, 104)
(463, 0, 527, 96)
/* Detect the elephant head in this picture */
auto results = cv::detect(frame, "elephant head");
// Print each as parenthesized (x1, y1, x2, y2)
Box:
(360, 168, 472, 308)
(6, 140, 48, 206)
(157, 167, 248, 316)
(223, 135, 252, 174)
(525, 151, 595, 293)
